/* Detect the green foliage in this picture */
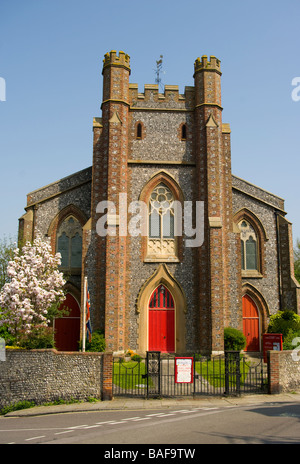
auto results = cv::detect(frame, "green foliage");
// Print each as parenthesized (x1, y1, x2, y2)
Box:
(294, 239, 300, 283)
(0, 236, 16, 290)
(85, 330, 106, 352)
(0, 317, 16, 346)
(282, 329, 300, 350)
(17, 326, 55, 349)
(267, 310, 300, 339)
(0, 400, 35, 416)
(224, 327, 246, 351)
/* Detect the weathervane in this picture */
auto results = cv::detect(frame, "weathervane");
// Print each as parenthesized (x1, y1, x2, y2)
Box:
(155, 55, 164, 92)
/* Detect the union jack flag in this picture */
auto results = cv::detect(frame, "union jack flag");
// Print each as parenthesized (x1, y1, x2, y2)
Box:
(86, 282, 92, 343)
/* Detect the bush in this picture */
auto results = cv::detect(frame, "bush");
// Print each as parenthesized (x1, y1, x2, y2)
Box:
(85, 330, 106, 352)
(282, 329, 300, 350)
(17, 326, 55, 349)
(224, 327, 246, 351)
(267, 310, 300, 340)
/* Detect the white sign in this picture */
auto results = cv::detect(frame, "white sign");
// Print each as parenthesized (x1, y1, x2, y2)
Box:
(175, 357, 193, 383)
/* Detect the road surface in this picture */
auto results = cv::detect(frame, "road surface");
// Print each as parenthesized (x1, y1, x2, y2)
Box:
(1, 402, 300, 446)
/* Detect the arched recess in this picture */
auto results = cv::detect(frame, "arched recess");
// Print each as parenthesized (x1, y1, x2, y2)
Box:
(242, 283, 269, 352)
(139, 171, 185, 262)
(233, 208, 268, 277)
(136, 264, 187, 354)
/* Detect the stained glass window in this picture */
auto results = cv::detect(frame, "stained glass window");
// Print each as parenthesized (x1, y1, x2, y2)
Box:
(57, 216, 82, 269)
(238, 220, 258, 271)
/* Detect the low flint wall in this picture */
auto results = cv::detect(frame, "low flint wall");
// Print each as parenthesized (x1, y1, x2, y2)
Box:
(0, 349, 113, 409)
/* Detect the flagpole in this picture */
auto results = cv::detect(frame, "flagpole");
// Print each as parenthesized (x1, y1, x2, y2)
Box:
(82, 276, 87, 353)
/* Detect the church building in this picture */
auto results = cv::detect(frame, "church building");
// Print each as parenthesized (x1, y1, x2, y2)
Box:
(19, 50, 300, 355)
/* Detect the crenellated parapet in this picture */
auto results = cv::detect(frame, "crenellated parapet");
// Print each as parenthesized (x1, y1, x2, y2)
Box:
(194, 55, 221, 76)
(102, 50, 131, 73)
(129, 84, 195, 109)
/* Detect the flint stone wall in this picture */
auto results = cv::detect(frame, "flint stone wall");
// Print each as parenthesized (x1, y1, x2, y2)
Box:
(0, 349, 107, 409)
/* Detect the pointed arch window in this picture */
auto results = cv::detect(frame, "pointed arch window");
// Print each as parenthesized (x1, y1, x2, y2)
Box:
(57, 216, 82, 272)
(238, 220, 258, 272)
(147, 183, 178, 261)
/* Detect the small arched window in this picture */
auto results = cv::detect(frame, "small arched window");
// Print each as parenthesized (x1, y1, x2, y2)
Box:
(57, 216, 82, 270)
(136, 123, 142, 139)
(181, 124, 187, 141)
(238, 220, 258, 271)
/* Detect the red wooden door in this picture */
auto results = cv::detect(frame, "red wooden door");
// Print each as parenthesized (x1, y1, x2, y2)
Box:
(243, 295, 260, 352)
(149, 285, 175, 353)
(54, 293, 81, 351)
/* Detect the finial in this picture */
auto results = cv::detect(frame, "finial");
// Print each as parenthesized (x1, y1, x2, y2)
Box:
(154, 55, 164, 92)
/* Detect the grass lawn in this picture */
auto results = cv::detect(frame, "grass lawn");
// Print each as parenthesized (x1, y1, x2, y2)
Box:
(195, 358, 250, 388)
(113, 360, 149, 390)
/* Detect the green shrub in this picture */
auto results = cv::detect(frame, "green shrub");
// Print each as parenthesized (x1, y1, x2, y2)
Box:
(0, 400, 35, 416)
(224, 327, 246, 351)
(17, 326, 55, 349)
(85, 330, 106, 352)
(281, 328, 300, 350)
(267, 310, 300, 340)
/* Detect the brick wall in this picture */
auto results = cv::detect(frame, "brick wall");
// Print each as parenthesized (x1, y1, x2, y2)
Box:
(268, 350, 300, 394)
(0, 349, 113, 409)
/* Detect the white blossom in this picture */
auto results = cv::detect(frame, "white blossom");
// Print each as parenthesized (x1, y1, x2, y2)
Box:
(0, 235, 66, 335)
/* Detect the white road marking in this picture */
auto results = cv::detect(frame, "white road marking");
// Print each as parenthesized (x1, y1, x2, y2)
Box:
(25, 436, 45, 441)
(132, 417, 151, 421)
(55, 430, 73, 435)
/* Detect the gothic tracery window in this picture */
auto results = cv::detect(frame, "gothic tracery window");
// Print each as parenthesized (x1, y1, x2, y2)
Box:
(147, 183, 177, 259)
(57, 216, 82, 270)
(238, 220, 258, 271)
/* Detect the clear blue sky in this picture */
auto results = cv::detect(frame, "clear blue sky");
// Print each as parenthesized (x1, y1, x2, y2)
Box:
(0, 0, 300, 244)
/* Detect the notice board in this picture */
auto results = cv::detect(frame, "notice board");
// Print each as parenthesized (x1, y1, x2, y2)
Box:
(175, 357, 194, 384)
(263, 333, 283, 363)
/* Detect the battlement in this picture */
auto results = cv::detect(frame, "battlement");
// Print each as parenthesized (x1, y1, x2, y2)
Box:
(194, 55, 221, 75)
(102, 50, 131, 72)
(129, 83, 195, 108)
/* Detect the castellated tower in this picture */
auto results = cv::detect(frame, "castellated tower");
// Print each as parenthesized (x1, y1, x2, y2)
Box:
(194, 56, 242, 354)
(91, 51, 131, 352)
(90, 50, 242, 354)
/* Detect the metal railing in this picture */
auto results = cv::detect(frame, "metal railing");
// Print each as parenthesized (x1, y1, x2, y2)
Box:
(112, 351, 268, 398)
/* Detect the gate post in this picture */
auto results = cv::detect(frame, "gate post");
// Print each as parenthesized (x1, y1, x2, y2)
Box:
(102, 352, 113, 401)
(146, 351, 161, 398)
(225, 351, 241, 396)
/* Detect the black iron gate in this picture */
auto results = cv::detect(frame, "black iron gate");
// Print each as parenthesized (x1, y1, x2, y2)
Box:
(112, 351, 268, 398)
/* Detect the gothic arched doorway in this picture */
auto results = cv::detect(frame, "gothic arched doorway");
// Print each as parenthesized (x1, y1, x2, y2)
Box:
(54, 293, 81, 351)
(242, 295, 260, 352)
(148, 284, 175, 352)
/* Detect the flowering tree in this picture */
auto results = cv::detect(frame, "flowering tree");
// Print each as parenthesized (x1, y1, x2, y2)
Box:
(0, 235, 66, 343)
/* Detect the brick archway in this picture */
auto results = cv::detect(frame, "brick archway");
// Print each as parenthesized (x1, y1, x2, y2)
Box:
(148, 284, 175, 353)
(242, 283, 269, 352)
(136, 264, 187, 354)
